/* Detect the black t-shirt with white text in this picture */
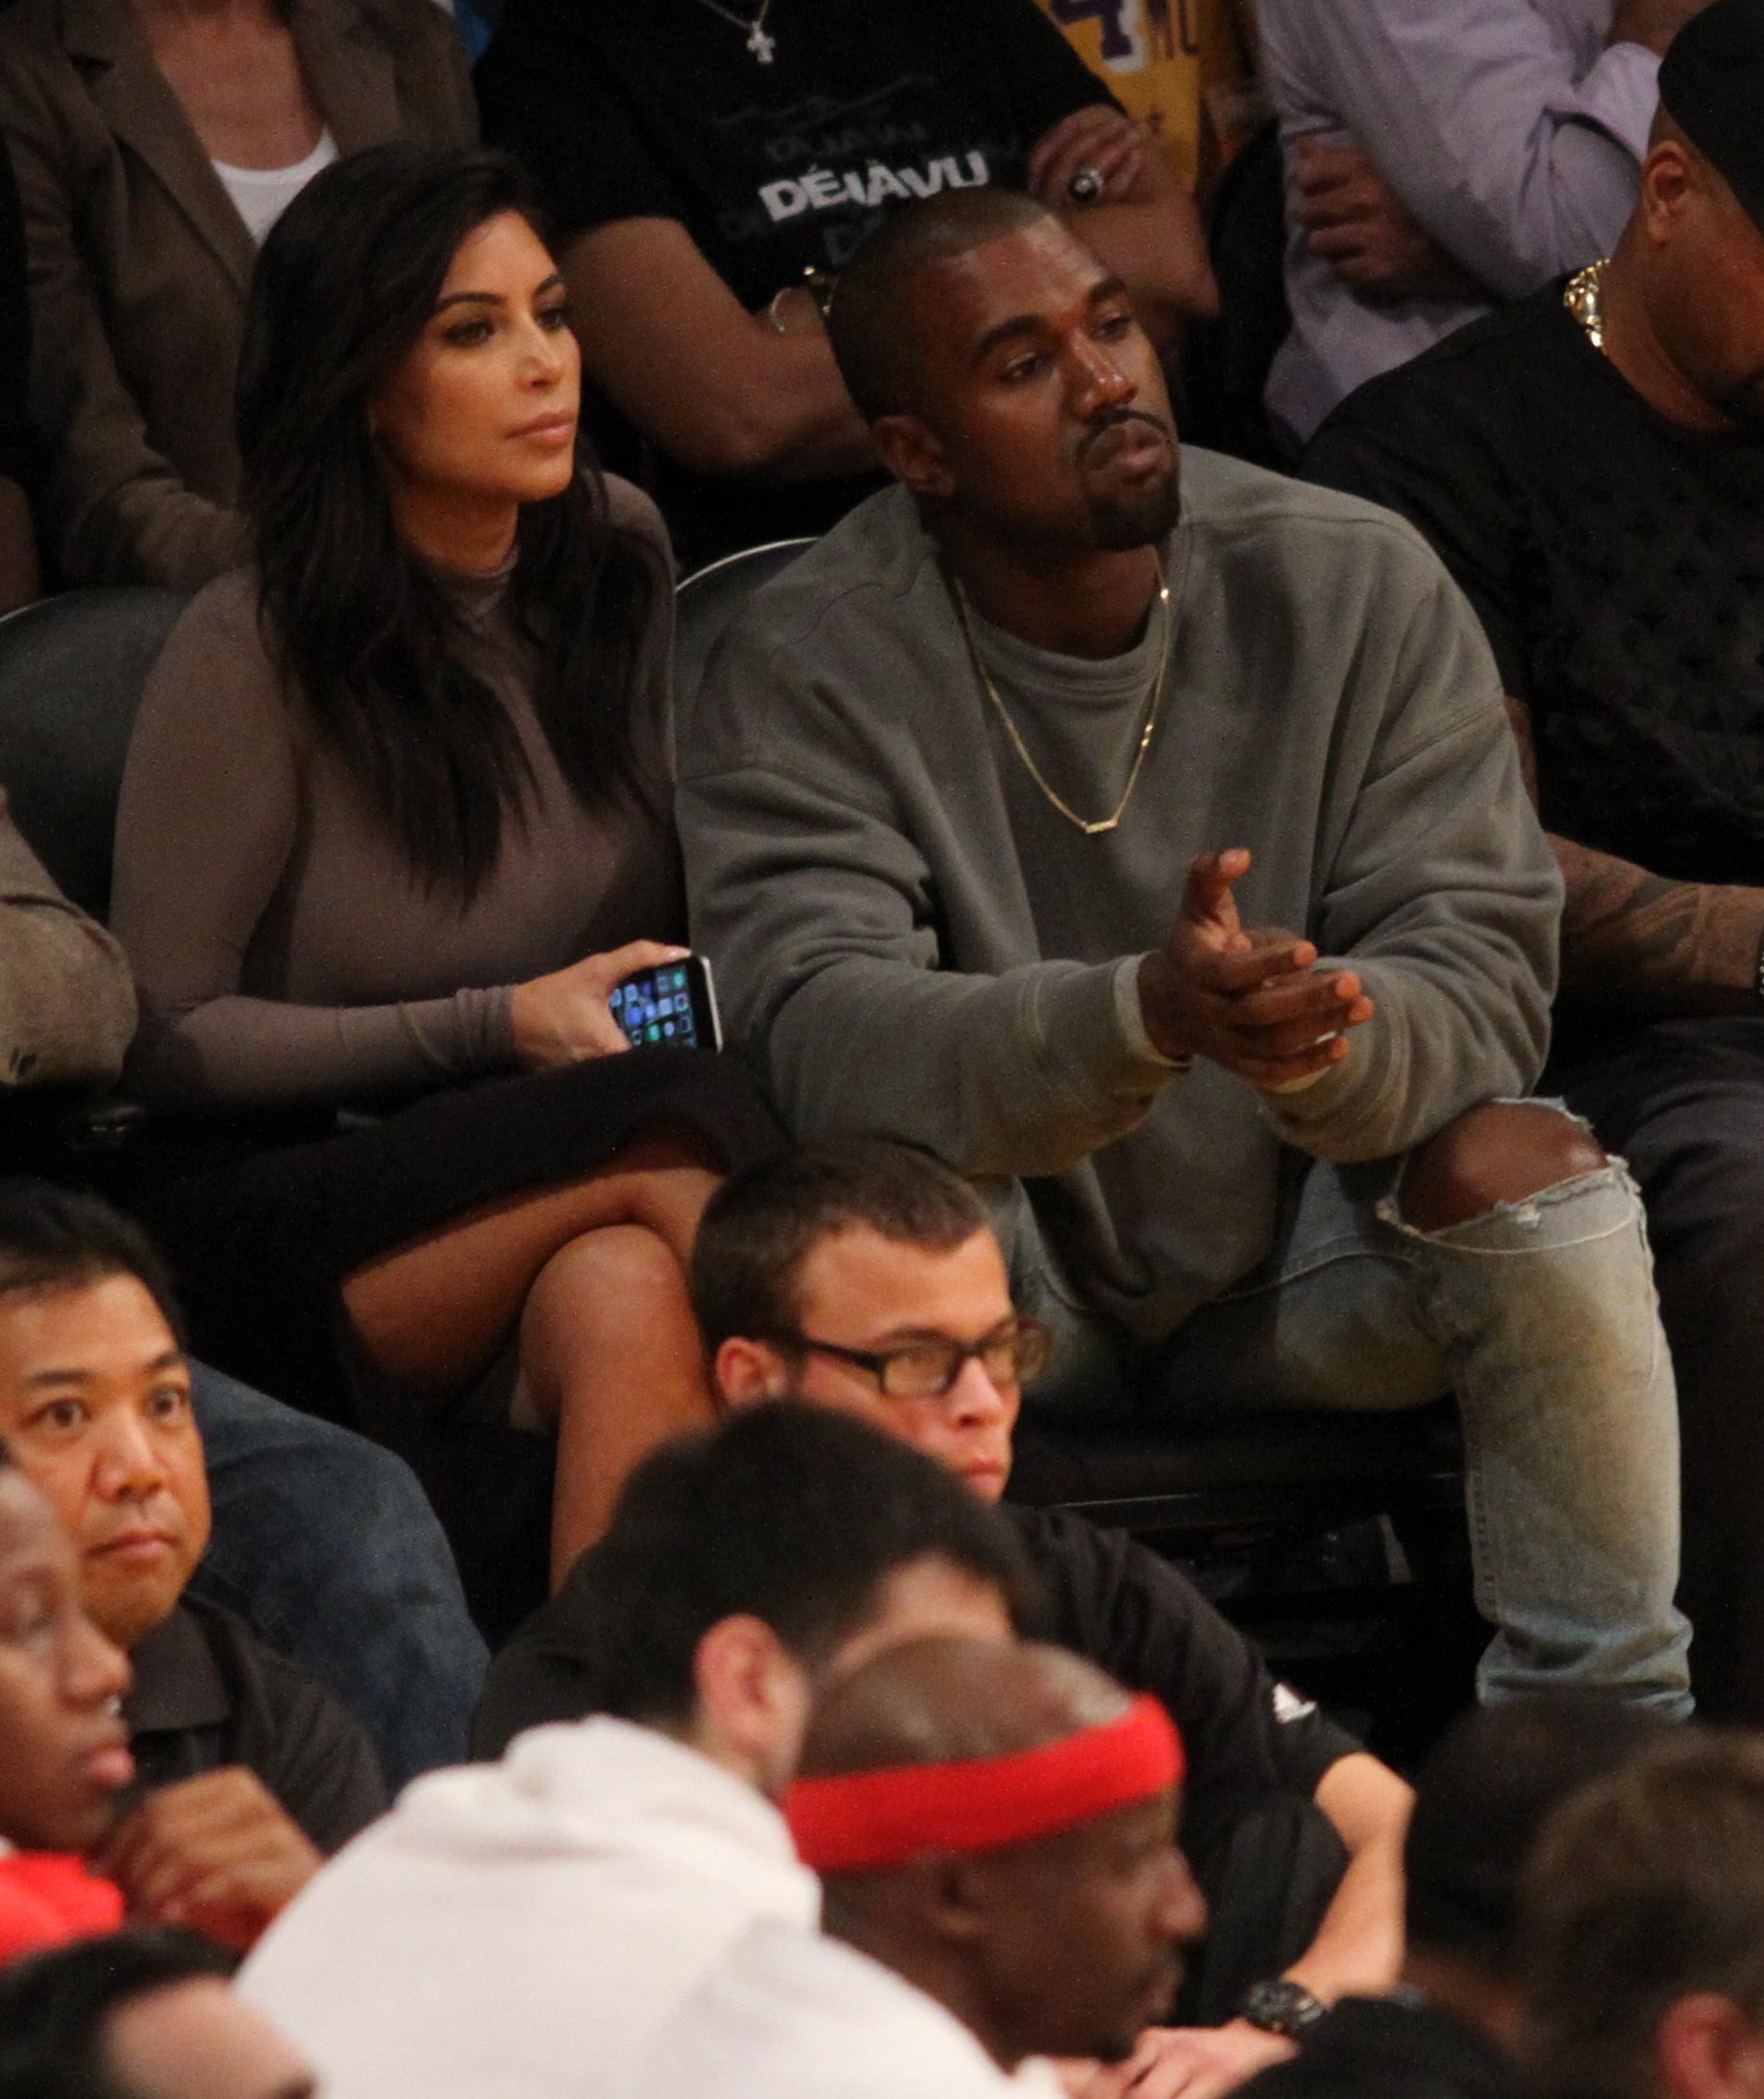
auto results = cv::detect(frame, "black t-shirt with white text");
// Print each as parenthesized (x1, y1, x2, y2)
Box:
(476, 0, 1115, 560)
(477, 0, 1114, 303)
(1304, 287, 1764, 890)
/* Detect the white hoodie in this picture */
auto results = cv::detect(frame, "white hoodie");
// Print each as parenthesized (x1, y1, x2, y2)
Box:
(239, 1716, 817, 2099)
(615, 1920, 1070, 2099)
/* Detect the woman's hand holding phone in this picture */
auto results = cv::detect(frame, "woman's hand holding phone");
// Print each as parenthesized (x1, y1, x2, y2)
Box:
(509, 941, 691, 1071)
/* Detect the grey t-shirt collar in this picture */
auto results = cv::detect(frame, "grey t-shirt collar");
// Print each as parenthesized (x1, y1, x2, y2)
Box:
(957, 540, 1177, 714)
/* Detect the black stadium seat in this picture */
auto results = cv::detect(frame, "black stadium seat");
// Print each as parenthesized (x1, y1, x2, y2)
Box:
(672, 536, 817, 710)
(0, 585, 188, 917)
(0, 587, 188, 1165)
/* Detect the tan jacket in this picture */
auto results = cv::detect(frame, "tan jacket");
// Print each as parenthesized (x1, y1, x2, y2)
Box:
(0, 0, 476, 588)
(0, 786, 137, 1086)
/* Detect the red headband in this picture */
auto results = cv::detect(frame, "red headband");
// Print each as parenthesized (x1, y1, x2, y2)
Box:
(784, 1693, 1184, 1873)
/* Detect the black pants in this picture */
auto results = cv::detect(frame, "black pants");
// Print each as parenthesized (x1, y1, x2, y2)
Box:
(1557, 1015, 1764, 1722)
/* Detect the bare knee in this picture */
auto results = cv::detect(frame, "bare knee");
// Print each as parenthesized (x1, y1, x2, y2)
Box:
(521, 1223, 689, 1357)
(1399, 1102, 1609, 1234)
(523, 1223, 712, 1581)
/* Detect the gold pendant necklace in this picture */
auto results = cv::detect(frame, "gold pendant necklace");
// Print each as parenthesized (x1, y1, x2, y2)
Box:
(1564, 257, 1609, 354)
(952, 565, 1172, 838)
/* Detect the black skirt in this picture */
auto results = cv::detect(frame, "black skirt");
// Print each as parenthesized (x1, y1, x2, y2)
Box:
(121, 1045, 784, 1421)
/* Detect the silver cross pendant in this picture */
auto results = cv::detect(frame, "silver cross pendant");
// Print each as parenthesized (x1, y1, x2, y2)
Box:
(747, 20, 776, 60)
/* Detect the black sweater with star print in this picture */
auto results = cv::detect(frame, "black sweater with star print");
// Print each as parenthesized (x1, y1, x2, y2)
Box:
(1304, 282, 1764, 889)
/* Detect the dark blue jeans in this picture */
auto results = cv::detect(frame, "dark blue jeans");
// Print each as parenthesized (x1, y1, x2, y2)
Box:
(185, 1362, 489, 1791)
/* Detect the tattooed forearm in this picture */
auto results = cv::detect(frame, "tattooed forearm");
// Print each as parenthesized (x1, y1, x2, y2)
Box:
(1497, 694, 1762, 1011)
(1554, 836, 1764, 1012)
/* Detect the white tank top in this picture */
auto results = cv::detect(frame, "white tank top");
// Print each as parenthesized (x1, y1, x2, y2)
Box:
(211, 127, 340, 246)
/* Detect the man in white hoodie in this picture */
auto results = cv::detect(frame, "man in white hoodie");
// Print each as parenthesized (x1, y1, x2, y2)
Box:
(236, 1405, 1035, 2099)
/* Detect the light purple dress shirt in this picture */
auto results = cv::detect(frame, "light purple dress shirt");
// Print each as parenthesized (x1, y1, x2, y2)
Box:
(1257, 0, 1661, 446)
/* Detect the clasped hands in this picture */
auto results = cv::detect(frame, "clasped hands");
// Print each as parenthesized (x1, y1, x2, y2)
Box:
(99, 1765, 322, 1952)
(1138, 849, 1375, 1089)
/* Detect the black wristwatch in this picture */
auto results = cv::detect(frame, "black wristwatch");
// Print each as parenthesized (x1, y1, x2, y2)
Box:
(1238, 1979, 1329, 2039)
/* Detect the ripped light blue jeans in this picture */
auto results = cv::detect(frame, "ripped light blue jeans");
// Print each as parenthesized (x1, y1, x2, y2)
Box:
(1029, 1122, 1693, 1714)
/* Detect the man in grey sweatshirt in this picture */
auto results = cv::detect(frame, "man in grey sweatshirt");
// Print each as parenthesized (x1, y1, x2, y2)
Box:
(678, 186, 1690, 1715)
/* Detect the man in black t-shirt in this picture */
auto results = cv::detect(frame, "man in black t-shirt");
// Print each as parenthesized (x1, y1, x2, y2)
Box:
(478, 1140, 1413, 2099)
(1302, 0, 1764, 1724)
(474, 0, 1216, 564)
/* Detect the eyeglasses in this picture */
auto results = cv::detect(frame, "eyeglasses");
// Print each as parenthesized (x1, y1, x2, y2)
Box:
(775, 1317, 1053, 1401)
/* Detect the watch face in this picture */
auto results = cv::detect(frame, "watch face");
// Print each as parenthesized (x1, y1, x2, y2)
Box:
(1240, 1980, 1329, 2038)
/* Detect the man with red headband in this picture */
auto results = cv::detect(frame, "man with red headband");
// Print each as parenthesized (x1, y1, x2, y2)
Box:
(239, 1407, 1032, 2099)
(621, 1637, 1207, 2099)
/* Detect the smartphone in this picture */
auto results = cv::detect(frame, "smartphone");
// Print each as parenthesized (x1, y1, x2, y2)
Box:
(609, 954, 723, 1053)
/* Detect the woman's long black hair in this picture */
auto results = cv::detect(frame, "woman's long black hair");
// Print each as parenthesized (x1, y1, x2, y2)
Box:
(236, 143, 658, 903)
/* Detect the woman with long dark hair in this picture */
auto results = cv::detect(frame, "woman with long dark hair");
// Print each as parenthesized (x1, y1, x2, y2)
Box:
(110, 143, 778, 1586)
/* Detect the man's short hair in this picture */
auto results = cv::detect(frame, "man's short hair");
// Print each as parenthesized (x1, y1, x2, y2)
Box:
(688, 1140, 988, 1354)
(0, 1928, 234, 2099)
(1404, 1696, 1667, 1974)
(0, 1183, 184, 1346)
(569, 1402, 1037, 1730)
(1520, 1731, 1764, 2099)
(827, 187, 1056, 423)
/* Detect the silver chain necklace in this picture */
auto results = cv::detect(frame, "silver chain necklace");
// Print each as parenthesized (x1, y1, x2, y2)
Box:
(688, 0, 776, 62)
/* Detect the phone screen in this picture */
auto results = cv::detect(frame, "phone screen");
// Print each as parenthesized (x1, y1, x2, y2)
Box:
(608, 956, 722, 1052)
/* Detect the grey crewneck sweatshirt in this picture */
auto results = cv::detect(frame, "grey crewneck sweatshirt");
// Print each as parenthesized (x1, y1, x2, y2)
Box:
(679, 451, 1560, 1341)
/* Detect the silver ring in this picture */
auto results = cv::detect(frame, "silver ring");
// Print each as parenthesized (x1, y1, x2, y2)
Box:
(1066, 164, 1105, 205)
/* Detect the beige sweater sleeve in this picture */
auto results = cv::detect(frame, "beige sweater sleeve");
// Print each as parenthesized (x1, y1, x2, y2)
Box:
(0, 787, 137, 1086)
(112, 573, 513, 1112)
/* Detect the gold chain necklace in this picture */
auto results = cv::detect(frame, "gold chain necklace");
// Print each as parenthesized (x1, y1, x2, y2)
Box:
(951, 565, 1172, 837)
(1564, 257, 1609, 354)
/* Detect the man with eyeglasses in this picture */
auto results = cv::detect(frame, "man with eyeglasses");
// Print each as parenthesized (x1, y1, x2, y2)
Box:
(476, 1139, 1412, 2099)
